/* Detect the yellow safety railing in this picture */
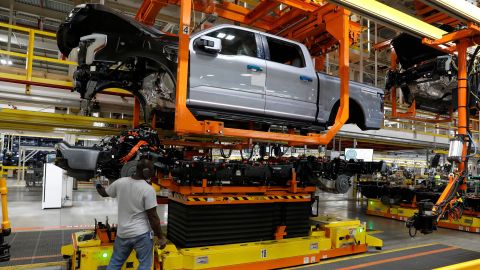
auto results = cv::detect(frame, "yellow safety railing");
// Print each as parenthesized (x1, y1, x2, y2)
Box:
(383, 106, 480, 142)
(0, 177, 10, 234)
(0, 108, 131, 136)
(0, 22, 76, 89)
(0, 22, 130, 96)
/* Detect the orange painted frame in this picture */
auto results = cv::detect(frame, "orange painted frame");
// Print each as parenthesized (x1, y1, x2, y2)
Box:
(159, 177, 316, 196)
(174, 2, 351, 145)
(421, 24, 480, 218)
(388, 50, 452, 123)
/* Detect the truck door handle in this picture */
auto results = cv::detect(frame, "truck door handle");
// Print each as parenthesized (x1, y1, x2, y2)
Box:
(247, 64, 263, 72)
(300, 75, 313, 82)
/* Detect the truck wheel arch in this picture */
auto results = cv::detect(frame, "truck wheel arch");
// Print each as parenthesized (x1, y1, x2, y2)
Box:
(127, 54, 178, 122)
(327, 98, 366, 130)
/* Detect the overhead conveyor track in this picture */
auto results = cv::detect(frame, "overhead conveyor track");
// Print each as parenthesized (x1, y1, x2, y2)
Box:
(327, 0, 447, 39)
(420, 0, 480, 26)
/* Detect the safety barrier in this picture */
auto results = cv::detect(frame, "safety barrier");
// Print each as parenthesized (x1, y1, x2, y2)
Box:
(0, 22, 75, 89)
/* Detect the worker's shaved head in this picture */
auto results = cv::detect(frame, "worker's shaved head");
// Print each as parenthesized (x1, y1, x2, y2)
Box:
(137, 159, 154, 170)
(134, 159, 154, 180)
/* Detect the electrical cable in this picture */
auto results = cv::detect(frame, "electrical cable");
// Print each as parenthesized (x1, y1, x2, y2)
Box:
(467, 131, 477, 158)
(220, 148, 232, 158)
(240, 144, 255, 161)
(468, 46, 480, 76)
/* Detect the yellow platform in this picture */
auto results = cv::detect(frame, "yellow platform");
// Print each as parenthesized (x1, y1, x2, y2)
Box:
(367, 199, 480, 233)
(61, 216, 382, 270)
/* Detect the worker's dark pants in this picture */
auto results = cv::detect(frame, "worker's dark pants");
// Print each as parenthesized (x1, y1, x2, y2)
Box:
(107, 231, 153, 270)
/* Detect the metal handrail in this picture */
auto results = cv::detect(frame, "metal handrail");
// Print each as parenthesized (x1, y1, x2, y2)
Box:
(0, 22, 131, 96)
(0, 22, 75, 89)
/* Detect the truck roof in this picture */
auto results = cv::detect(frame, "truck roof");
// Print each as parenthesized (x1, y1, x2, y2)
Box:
(192, 24, 307, 50)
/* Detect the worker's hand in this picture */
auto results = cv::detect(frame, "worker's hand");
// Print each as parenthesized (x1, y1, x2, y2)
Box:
(156, 236, 168, 249)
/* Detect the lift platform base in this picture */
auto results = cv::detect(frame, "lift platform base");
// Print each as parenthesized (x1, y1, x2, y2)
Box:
(61, 216, 382, 270)
(157, 216, 382, 269)
(367, 199, 480, 233)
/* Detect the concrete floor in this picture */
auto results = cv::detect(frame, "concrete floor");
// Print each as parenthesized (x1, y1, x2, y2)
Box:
(2, 183, 479, 269)
(6, 182, 167, 229)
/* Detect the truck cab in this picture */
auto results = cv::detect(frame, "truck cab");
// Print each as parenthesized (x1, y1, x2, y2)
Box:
(188, 25, 384, 131)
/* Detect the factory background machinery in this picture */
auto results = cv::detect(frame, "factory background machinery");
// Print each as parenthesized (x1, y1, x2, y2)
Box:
(0, 0, 479, 270)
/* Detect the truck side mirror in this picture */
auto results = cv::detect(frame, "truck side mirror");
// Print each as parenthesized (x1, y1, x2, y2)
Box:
(194, 36, 222, 54)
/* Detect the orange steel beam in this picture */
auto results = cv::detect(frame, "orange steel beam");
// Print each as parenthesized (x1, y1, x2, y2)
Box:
(245, 0, 279, 25)
(133, 97, 141, 127)
(456, 39, 468, 174)
(135, 0, 358, 60)
(135, 0, 167, 25)
(160, 177, 316, 196)
(390, 50, 399, 119)
(159, 139, 250, 149)
(415, 4, 435, 16)
(269, 9, 305, 32)
(276, 0, 318, 12)
(151, 0, 277, 30)
(373, 39, 392, 50)
(413, 0, 461, 26)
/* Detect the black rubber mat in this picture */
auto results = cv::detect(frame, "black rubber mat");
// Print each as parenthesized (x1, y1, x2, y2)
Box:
(167, 201, 311, 248)
(0, 229, 79, 267)
(300, 244, 480, 270)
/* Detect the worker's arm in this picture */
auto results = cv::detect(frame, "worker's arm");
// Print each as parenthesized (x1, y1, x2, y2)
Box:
(146, 207, 167, 248)
(144, 187, 167, 248)
(96, 183, 109, 197)
(95, 179, 118, 198)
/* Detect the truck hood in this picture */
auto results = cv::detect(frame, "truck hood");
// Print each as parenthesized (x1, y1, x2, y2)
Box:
(57, 3, 169, 57)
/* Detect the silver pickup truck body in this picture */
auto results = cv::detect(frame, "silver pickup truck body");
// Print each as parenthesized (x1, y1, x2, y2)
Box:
(57, 4, 384, 131)
(189, 25, 384, 130)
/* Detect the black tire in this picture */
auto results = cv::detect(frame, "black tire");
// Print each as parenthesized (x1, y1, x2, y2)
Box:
(335, 174, 351, 194)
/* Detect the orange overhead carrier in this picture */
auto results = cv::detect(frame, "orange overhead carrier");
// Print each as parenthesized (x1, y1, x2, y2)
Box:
(135, 0, 356, 145)
(387, 50, 453, 124)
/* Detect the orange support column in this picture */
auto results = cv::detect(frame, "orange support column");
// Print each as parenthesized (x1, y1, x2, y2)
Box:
(390, 50, 398, 118)
(133, 97, 141, 128)
(175, 0, 192, 131)
(174, 0, 204, 134)
(321, 8, 351, 143)
(456, 39, 469, 192)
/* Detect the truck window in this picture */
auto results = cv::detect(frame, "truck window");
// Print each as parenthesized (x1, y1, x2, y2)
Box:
(205, 28, 259, 58)
(266, 37, 305, 68)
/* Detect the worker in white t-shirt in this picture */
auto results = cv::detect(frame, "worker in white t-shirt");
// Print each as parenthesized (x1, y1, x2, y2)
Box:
(96, 159, 167, 270)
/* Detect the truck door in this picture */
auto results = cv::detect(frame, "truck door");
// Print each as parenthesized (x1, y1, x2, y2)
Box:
(263, 35, 318, 123)
(188, 27, 266, 117)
